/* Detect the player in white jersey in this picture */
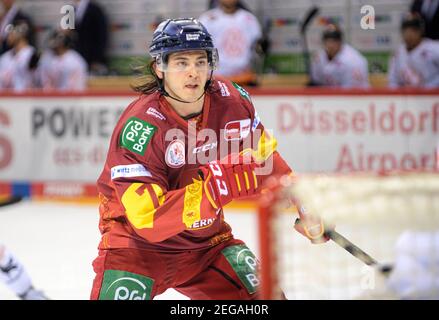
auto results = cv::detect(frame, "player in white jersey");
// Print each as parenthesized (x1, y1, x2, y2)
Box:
(199, 0, 262, 85)
(388, 14, 439, 88)
(0, 244, 48, 299)
(37, 29, 88, 92)
(0, 21, 36, 92)
(386, 231, 439, 299)
(310, 24, 370, 88)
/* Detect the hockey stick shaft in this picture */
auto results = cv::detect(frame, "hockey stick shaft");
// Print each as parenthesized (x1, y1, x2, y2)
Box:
(324, 228, 378, 266)
(300, 6, 319, 80)
(295, 218, 378, 266)
(295, 217, 394, 275)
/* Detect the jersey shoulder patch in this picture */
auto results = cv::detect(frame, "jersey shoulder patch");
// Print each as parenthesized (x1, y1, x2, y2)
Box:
(119, 117, 157, 156)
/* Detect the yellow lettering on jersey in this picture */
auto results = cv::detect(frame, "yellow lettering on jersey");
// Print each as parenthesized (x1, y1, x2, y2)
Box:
(182, 179, 203, 228)
(121, 183, 165, 229)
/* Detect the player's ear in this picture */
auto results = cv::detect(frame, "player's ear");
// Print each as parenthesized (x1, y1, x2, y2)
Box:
(153, 62, 164, 80)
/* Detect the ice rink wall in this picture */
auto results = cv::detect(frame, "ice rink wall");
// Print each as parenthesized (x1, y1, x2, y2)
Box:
(0, 89, 438, 202)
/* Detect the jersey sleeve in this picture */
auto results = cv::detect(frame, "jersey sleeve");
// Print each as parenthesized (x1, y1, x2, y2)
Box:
(341, 58, 370, 88)
(387, 52, 400, 88)
(105, 117, 219, 243)
(248, 13, 262, 43)
(234, 84, 293, 179)
(310, 52, 324, 85)
(426, 43, 439, 87)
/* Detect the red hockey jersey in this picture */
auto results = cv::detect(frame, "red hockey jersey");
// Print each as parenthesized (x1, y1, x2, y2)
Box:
(96, 76, 292, 251)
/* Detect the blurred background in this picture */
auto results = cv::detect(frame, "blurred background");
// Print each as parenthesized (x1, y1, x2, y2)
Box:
(1, 0, 436, 89)
(0, 0, 438, 300)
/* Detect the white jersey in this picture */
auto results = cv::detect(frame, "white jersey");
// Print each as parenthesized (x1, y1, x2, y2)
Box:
(388, 39, 439, 88)
(0, 45, 35, 92)
(37, 49, 88, 91)
(311, 44, 370, 88)
(386, 231, 439, 299)
(199, 8, 261, 77)
(0, 244, 48, 299)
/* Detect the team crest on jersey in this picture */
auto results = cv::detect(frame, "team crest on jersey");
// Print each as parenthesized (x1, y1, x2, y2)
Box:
(165, 139, 186, 168)
(224, 119, 251, 141)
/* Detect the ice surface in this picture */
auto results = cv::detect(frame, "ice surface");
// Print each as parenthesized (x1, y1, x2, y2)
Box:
(0, 200, 257, 300)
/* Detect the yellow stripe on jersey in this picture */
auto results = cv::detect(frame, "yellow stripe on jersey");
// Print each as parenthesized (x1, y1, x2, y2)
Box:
(151, 184, 166, 206)
(255, 131, 277, 162)
(252, 171, 258, 188)
(182, 178, 203, 228)
(121, 183, 164, 229)
(234, 173, 242, 192)
(244, 171, 250, 190)
(241, 131, 278, 163)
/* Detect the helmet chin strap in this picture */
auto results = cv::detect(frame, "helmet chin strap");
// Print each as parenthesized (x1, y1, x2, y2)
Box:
(160, 88, 205, 104)
(158, 70, 214, 104)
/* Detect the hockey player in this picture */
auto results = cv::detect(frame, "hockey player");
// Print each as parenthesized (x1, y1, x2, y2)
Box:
(386, 231, 439, 299)
(0, 20, 36, 92)
(90, 18, 327, 300)
(37, 29, 88, 92)
(199, 0, 262, 85)
(310, 24, 370, 88)
(0, 244, 47, 300)
(388, 14, 439, 88)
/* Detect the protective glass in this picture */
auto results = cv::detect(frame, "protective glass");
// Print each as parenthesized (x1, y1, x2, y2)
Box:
(155, 49, 219, 73)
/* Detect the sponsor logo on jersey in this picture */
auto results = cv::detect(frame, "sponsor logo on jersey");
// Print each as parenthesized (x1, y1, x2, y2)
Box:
(165, 139, 186, 168)
(252, 111, 261, 132)
(188, 217, 216, 230)
(218, 81, 230, 97)
(120, 117, 156, 156)
(111, 164, 152, 180)
(146, 107, 166, 121)
(222, 245, 260, 294)
(186, 33, 200, 41)
(224, 119, 251, 141)
(98, 270, 153, 300)
(192, 141, 218, 154)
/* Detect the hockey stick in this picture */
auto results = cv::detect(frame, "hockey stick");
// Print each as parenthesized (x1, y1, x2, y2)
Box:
(299, 6, 319, 85)
(0, 195, 23, 208)
(295, 218, 393, 275)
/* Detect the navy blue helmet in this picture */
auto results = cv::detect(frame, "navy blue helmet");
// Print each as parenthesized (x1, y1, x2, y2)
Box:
(149, 18, 218, 71)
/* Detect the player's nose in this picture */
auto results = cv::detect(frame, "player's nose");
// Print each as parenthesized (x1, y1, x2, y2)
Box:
(186, 63, 200, 77)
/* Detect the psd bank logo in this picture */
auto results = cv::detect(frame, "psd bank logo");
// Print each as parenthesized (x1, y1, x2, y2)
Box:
(99, 270, 154, 300)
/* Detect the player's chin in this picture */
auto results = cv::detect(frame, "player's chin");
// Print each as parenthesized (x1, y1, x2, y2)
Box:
(182, 87, 203, 100)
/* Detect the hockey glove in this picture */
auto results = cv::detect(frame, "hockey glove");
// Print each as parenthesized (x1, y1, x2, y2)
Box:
(293, 205, 331, 244)
(198, 156, 261, 209)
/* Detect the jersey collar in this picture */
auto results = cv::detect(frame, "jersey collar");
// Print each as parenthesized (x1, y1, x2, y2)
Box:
(158, 92, 211, 132)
